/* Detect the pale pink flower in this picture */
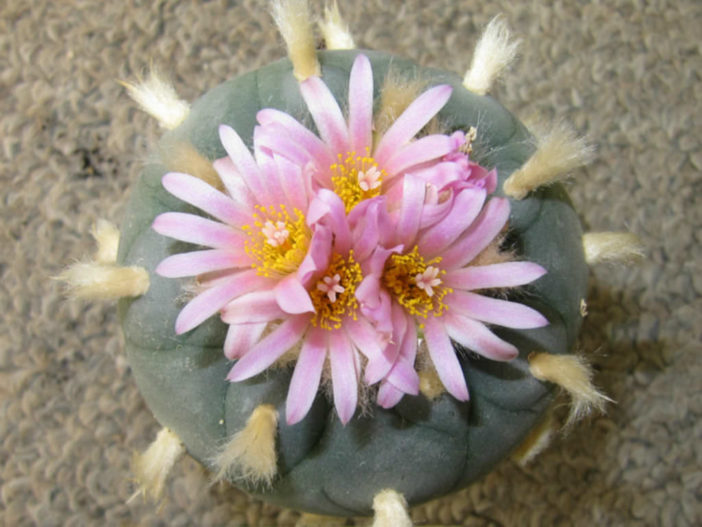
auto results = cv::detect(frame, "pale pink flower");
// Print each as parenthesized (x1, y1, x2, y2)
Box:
(254, 54, 461, 213)
(223, 191, 389, 425)
(356, 180, 549, 407)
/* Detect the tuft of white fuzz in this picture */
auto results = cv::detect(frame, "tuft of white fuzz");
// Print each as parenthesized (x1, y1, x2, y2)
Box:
(511, 411, 554, 465)
(372, 489, 413, 527)
(503, 121, 595, 199)
(212, 404, 279, 486)
(59, 262, 149, 300)
(272, 0, 321, 81)
(319, 1, 355, 50)
(528, 352, 613, 428)
(121, 72, 189, 130)
(130, 428, 185, 502)
(463, 16, 520, 95)
(91, 219, 120, 264)
(583, 232, 645, 265)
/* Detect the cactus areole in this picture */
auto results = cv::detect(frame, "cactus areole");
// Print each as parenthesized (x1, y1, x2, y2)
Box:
(117, 50, 588, 516)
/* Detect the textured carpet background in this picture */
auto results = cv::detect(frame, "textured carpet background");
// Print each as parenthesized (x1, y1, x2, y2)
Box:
(1, 0, 700, 525)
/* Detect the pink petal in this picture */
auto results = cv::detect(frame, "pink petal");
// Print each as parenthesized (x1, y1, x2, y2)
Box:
(175, 270, 265, 334)
(299, 77, 350, 155)
(156, 249, 248, 278)
(349, 199, 381, 262)
(153, 212, 245, 249)
(448, 291, 549, 329)
(418, 188, 486, 257)
(220, 290, 285, 324)
(348, 54, 373, 154)
(256, 108, 334, 168)
(374, 84, 453, 165)
(344, 316, 393, 384)
(223, 322, 267, 360)
(307, 189, 352, 254)
(275, 273, 315, 314)
(439, 197, 511, 270)
(394, 174, 426, 246)
(162, 172, 251, 226)
(251, 138, 288, 206)
(377, 382, 405, 409)
(285, 328, 328, 425)
(274, 154, 309, 213)
(211, 157, 256, 209)
(444, 262, 547, 290)
(226, 315, 310, 381)
(443, 314, 518, 361)
(219, 124, 270, 203)
(297, 225, 332, 284)
(383, 134, 455, 177)
(329, 330, 359, 425)
(423, 317, 469, 401)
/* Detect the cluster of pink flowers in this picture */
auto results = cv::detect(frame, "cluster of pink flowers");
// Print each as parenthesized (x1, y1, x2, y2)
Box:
(153, 54, 547, 425)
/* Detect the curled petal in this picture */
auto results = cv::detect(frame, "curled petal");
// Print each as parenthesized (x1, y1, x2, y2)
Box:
(383, 134, 455, 177)
(307, 189, 352, 255)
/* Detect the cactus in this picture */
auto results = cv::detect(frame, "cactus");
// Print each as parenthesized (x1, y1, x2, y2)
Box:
(63, 3, 642, 522)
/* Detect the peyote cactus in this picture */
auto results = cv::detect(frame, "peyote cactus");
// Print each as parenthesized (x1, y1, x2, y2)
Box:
(62, 2, 643, 523)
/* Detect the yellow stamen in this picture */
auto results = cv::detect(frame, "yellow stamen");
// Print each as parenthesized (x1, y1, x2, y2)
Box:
(309, 252, 362, 330)
(331, 150, 386, 212)
(382, 247, 451, 318)
(243, 205, 309, 277)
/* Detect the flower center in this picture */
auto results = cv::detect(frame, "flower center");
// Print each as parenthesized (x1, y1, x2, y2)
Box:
(330, 150, 386, 212)
(243, 205, 309, 277)
(382, 246, 451, 318)
(310, 251, 362, 330)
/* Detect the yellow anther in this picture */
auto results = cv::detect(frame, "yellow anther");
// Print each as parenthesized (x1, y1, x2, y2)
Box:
(310, 252, 362, 330)
(330, 150, 386, 212)
(382, 247, 451, 318)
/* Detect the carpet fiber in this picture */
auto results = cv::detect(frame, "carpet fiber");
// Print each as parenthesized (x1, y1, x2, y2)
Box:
(1, 1, 700, 525)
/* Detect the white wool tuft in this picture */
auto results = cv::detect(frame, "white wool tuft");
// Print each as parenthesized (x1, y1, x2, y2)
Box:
(503, 121, 595, 199)
(91, 219, 120, 264)
(272, 0, 320, 81)
(372, 489, 413, 527)
(58, 262, 149, 300)
(529, 352, 613, 428)
(130, 428, 185, 502)
(121, 72, 189, 130)
(463, 16, 520, 95)
(583, 232, 645, 265)
(212, 404, 279, 486)
(319, 1, 355, 50)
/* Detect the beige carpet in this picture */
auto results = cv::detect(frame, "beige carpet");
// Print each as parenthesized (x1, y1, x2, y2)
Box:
(1, 0, 700, 525)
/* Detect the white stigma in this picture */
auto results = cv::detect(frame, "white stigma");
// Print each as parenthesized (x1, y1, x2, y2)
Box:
(415, 266, 442, 297)
(317, 274, 345, 303)
(262, 220, 290, 247)
(358, 166, 382, 192)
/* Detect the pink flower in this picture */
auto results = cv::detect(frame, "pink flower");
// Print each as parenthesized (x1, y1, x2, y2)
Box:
(254, 54, 461, 213)
(224, 191, 389, 425)
(357, 180, 549, 407)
